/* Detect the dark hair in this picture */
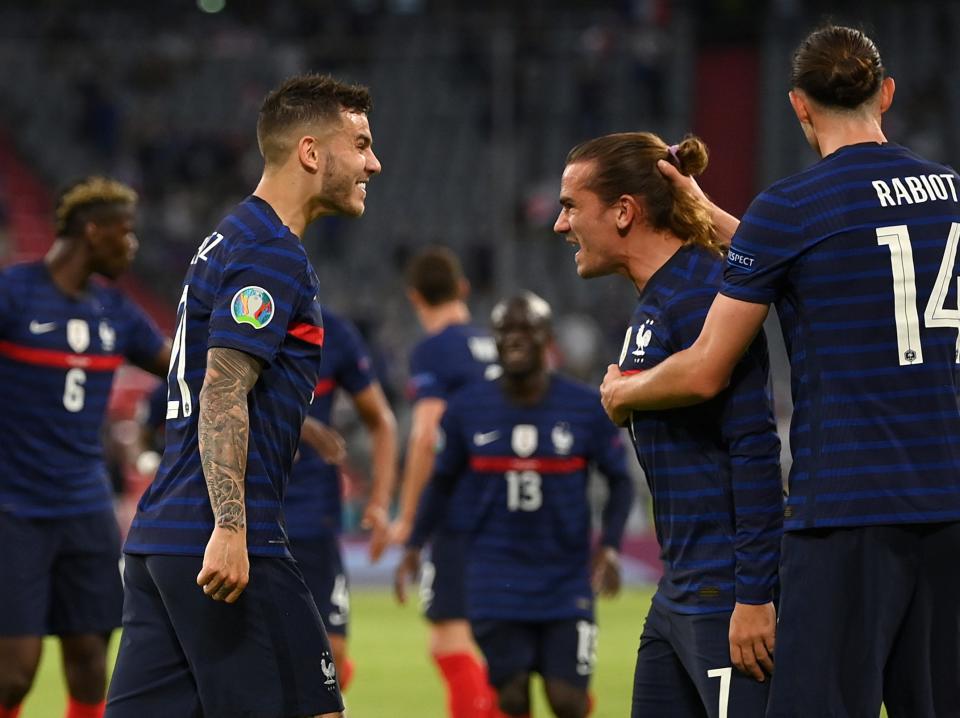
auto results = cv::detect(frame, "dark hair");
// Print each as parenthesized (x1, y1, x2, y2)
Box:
(791, 25, 884, 109)
(55, 176, 137, 237)
(257, 73, 373, 165)
(406, 246, 464, 305)
(566, 132, 722, 255)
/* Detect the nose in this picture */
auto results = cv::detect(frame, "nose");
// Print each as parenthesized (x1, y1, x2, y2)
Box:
(366, 149, 382, 176)
(553, 209, 569, 234)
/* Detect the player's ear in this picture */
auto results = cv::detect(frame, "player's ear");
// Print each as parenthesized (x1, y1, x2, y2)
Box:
(616, 194, 641, 231)
(458, 277, 470, 300)
(878, 76, 895, 114)
(298, 135, 321, 173)
(788, 90, 811, 125)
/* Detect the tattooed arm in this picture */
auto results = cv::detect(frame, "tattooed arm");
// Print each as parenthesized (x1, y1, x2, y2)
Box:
(195, 347, 264, 603)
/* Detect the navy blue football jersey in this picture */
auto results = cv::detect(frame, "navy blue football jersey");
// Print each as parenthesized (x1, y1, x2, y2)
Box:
(421, 375, 633, 622)
(0, 261, 165, 517)
(125, 196, 324, 558)
(723, 142, 960, 530)
(620, 244, 783, 614)
(284, 310, 376, 539)
(408, 322, 500, 531)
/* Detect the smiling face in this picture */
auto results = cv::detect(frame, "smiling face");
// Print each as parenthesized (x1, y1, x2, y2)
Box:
(553, 160, 624, 279)
(316, 109, 381, 217)
(492, 296, 551, 378)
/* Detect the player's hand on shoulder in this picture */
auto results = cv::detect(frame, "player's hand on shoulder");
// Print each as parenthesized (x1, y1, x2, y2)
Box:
(197, 526, 250, 604)
(600, 364, 630, 426)
(393, 546, 421, 605)
(728, 601, 776, 682)
(591, 546, 621, 597)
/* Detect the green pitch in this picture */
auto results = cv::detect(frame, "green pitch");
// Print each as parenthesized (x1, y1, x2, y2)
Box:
(18, 585, 887, 717)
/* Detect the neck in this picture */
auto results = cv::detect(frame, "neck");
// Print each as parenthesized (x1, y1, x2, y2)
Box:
(622, 229, 685, 293)
(417, 300, 471, 334)
(44, 239, 92, 296)
(813, 113, 887, 158)
(502, 370, 549, 406)
(253, 169, 314, 240)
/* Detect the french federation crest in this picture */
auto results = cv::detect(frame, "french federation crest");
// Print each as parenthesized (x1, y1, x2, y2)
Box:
(231, 286, 274, 329)
(99, 320, 116, 352)
(321, 657, 337, 686)
(511, 424, 538, 457)
(551, 422, 573, 455)
(632, 319, 654, 359)
(66, 319, 90, 353)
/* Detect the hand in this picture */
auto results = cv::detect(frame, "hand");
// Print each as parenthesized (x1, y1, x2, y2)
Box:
(196, 526, 249, 603)
(362, 503, 390, 563)
(591, 546, 621, 597)
(393, 547, 421, 604)
(388, 517, 412, 547)
(729, 601, 776, 682)
(657, 158, 710, 206)
(600, 364, 630, 426)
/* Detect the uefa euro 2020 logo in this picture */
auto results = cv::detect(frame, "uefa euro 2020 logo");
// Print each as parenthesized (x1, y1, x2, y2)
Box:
(231, 286, 275, 329)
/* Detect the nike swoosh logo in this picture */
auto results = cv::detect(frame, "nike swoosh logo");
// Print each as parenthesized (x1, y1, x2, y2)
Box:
(473, 431, 500, 446)
(29, 321, 57, 334)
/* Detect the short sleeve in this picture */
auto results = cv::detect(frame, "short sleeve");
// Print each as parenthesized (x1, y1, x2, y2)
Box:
(119, 294, 166, 367)
(408, 340, 446, 401)
(334, 319, 376, 395)
(207, 240, 311, 364)
(721, 190, 804, 305)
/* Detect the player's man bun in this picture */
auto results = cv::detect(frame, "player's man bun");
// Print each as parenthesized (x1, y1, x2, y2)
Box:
(791, 25, 885, 110)
(672, 136, 709, 178)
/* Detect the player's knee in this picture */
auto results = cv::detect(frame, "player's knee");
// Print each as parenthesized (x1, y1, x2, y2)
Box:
(544, 679, 588, 718)
(0, 664, 37, 706)
(496, 674, 531, 717)
(428, 620, 473, 656)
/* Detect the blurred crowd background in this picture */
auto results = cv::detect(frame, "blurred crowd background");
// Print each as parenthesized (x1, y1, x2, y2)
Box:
(1, 0, 958, 542)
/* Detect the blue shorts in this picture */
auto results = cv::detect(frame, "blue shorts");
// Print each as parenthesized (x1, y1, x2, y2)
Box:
(0, 509, 122, 636)
(289, 532, 349, 637)
(471, 618, 597, 690)
(106, 554, 343, 718)
(420, 529, 468, 623)
(632, 600, 769, 718)
(768, 523, 960, 718)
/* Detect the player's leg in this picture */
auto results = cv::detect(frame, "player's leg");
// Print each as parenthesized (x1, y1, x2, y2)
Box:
(537, 619, 594, 718)
(50, 510, 124, 717)
(104, 554, 202, 718)
(766, 527, 916, 718)
(883, 521, 960, 718)
(147, 554, 344, 718)
(424, 533, 494, 718)
(666, 608, 769, 718)
(471, 620, 535, 718)
(0, 511, 56, 712)
(289, 534, 354, 691)
(631, 601, 706, 718)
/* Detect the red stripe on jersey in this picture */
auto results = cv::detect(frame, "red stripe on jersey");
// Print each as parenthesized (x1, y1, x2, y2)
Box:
(288, 323, 325, 346)
(622, 369, 644, 375)
(314, 377, 335, 396)
(470, 456, 587, 473)
(0, 341, 124, 371)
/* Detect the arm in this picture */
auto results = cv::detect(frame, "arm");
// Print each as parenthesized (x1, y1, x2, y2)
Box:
(720, 337, 783, 683)
(137, 338, 173, 379)
(389, 397, 447, 545)
(657, 159, 741, 245)
(601, 295, 770, 423)
(195, 347, 264, 603)
(299, 416, 347, 465)
(592, 429, 635, 597)
(351, 382, 399, 562)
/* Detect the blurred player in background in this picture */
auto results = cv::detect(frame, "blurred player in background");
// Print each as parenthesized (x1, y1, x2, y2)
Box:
(600, 25, 960, 717)
(396, 292, 633, 718)
(106, 73, 381, 718)
(555, 133, 782, 717)
(389, 246, 502, 718)
(285, 306, 398, 692)
(0, 176, 170, 718)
